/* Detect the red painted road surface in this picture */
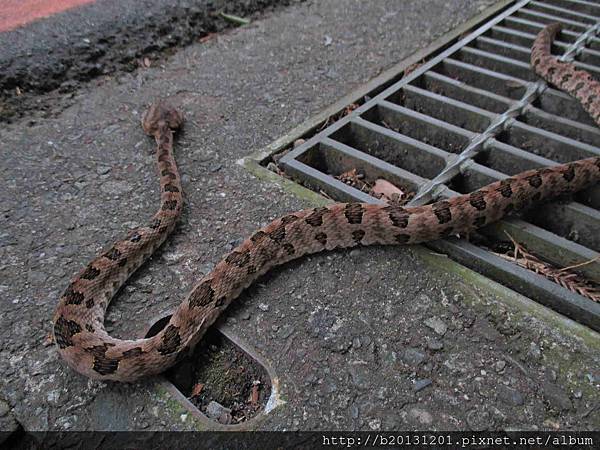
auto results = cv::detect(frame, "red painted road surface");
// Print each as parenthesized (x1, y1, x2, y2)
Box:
(0, 0, 95, 32)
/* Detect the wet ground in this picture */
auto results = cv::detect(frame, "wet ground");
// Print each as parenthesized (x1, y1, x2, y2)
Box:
(1, 0, 599, 440)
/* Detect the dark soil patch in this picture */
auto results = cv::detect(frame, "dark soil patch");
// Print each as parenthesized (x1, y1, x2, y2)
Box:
(167, 328, 271, 425)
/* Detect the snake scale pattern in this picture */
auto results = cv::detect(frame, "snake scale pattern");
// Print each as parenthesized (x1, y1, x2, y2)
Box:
(53, 23, 600, 381)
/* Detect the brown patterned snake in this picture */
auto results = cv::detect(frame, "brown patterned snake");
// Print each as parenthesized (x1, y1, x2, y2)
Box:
(53, 24, 600, 381)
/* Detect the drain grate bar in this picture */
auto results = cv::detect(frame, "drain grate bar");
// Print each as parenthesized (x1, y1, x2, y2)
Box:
(278, 0, 600, 330)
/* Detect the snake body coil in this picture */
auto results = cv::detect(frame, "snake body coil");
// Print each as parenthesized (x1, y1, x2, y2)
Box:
(53, 25, 600, 381)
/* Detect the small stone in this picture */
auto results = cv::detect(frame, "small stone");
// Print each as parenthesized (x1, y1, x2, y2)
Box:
(497, 385, 524, 406)
(466, 408, 490, 431)
(293, 139, 305, 148)
(0, 400, 10, 417)
(258, 303, 269, 312)
(424, 317, 447, 336)
(543, 383, 572, 411)
(413, 379, 432, 392)
(206, 401, 232, 420)
(218, 413, 232, 425)
(402, 348, 426, 366)
(209, 163, 222, 173)
(574, 390, 582, 399)
(368, 418, 381, 430)
(407, 407, 432, 425)
(278, 325, 294, 339)
(350, 404, 359, 419)
(427, 339, 444, 351)
(101, 180, 132, 195)
(545, 368, 557, 382)
(241, 311, 251, 320)
(586, 373, 598, 383)
(96, 166, 111, 176)
(543, 418, 560, 430)
(495, 360, 506, 372)
(527, 342, 542, 360)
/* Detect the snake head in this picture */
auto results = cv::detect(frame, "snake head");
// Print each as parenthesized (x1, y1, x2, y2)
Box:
(142, 100, 184, 136)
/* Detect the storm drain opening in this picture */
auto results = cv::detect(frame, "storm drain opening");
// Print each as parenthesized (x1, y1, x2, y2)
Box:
(260, 0, 600, 331)
(146, 317, 274, 427)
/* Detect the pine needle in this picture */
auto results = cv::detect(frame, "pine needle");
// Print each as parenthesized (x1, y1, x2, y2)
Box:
(495, 232, 600, 303)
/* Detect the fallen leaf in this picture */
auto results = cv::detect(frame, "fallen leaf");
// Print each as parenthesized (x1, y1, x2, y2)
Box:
(250, 380, 260, 404)
(372, 179, 404, 201)
(143, 57, 151, 68)
(200, 32, 217, 43)
(505, 79, 523, 89)
(191, 383, 204, 398)
(43, 332, 54, 347)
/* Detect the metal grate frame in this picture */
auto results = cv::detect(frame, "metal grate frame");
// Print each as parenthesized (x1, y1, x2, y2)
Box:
(278, 0, 600, 330)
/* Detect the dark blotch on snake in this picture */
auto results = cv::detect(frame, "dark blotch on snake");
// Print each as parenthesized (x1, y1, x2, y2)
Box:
(250, 230, 268, 243)
(352, 229, 365, 244)
(189, 280, 215, 309)
(469, 191, 487, 211)
(305, 207, 329, 227)
(344, 203, 364, 225)
(526, 174, 542, 188)
(385, 205, 409, 228)
(122, 347, 144, 358)
(432, 201, 452, 224)
(81, 266, 101, 280)
(54, 316, 82, 349)
(162, 200, 178, 211)
(163, 183, 180, 193)
(268, 225, 286, 243)
(88, 343, 119, 375)
(562, 165, 575, 182)
(225, 250, 251, 268)
(104, 248, 122, 261)
(280, 214, 299, 225)
(497, 180, 513, 198)
(157, 325, 181, 355)
(63, 285, 84, 305)
(395, 234, 410, 244)
(315, 232, 327, 246)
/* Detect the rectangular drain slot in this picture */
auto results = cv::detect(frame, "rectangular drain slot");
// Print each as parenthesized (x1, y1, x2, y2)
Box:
(275, 0, 600, 330)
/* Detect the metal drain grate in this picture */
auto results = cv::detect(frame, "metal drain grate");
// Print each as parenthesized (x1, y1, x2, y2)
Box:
(278, 0, 600, 330)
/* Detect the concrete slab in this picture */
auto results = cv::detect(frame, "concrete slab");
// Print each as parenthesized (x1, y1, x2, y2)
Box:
(1, 0, 599, 437)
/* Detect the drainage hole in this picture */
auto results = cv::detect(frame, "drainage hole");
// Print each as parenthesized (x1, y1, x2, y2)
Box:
(166, 327, 271, 425)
